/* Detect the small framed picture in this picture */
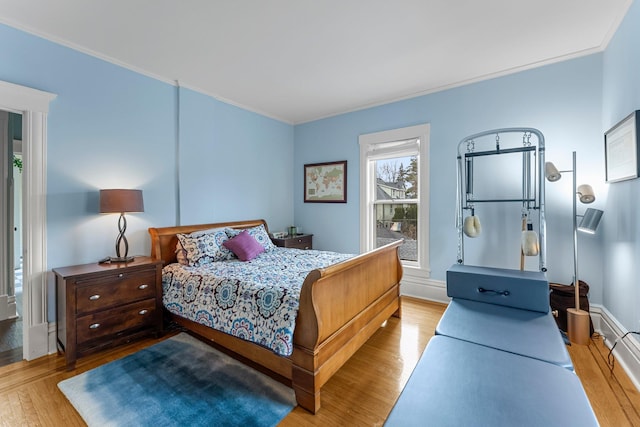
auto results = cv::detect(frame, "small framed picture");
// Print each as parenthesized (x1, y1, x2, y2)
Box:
(605, 110, 640, 183)
(304, 160, 347, 203)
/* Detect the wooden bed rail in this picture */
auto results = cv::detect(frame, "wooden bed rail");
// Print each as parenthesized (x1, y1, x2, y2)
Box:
(294, 239, 403, 350)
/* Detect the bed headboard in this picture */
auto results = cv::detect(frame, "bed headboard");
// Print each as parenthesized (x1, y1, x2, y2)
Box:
(148, 219, 269, 266)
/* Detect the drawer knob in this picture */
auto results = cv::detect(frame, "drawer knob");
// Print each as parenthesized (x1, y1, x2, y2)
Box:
(89, 323, 101, 329)
(138, 284, 149, 290)
(118, 273, 124, 278)
(89, 294, 101, 301)
(139, 309, 149, 315)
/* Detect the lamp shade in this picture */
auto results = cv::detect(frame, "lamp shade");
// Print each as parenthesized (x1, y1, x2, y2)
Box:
(578, 208, 603, 234)
(99, 189, 144, 214)
(545, 162, 562, 182)
(576, 184, 595, 204)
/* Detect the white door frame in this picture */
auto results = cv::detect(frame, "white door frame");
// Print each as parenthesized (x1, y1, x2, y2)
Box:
(0, 111, 16, 321)
(0, 80, 56, 360)
(0, 112, 11, 321)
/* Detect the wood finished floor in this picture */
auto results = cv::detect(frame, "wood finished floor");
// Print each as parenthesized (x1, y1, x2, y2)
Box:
(0, 297, 637, 426)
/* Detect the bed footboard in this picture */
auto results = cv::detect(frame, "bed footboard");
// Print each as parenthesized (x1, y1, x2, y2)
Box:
(291, 239, 403, 413)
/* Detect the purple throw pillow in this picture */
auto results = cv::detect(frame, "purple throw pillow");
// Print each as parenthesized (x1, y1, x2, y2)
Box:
(222, 230, 265, 261)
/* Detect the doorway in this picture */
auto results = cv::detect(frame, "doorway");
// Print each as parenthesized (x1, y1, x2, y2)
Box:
(0, 79, 55, 362)
(0, 110, 23, 366)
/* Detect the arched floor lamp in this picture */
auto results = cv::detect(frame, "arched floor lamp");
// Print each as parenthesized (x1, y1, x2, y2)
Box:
(546, 152, 603, 345)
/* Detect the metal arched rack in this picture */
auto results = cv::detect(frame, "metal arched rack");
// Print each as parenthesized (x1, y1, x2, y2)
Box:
(456, 127, 547, 272)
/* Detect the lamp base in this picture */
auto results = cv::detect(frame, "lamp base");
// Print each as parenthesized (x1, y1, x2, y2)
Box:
(99, 256, 135, 264)
(567, 308, 591, 345)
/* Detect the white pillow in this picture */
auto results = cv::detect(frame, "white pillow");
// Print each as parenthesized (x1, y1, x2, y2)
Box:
(176, 228, 235, 266)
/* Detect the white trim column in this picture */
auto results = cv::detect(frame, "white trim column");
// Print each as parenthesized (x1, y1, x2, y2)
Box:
(22, 111, 50, 359)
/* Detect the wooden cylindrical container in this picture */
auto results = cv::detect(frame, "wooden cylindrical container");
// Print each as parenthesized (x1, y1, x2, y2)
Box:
(567, 308, 591, 345)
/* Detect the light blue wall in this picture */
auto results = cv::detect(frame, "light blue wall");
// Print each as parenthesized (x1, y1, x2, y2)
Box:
(0, 23, 177, 270)
(295, 55, 605, 304)
(0, 22, 293, 269)
(178, 87, 294, 230)
(602, 0, 640, 333)
(0, 23, 294, 320)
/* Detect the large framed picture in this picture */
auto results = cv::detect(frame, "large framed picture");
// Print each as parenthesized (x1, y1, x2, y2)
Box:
(605, 110, 640, 183)
(304, 160, 347, 203)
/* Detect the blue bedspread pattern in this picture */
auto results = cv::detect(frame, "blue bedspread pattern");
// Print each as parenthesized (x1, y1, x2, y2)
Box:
(162, 248, 353, 356)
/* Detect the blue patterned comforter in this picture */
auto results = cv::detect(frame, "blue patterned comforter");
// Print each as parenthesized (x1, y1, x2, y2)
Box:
(162, 248, 353, 356)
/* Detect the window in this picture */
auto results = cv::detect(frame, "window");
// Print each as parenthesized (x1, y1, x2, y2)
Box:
(359, 124, 429, 274)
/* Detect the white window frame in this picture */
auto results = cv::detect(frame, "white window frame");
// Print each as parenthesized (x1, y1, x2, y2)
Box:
(359, 124, 430, 278)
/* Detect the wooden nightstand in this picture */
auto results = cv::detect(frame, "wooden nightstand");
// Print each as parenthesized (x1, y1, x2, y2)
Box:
(271, 234, 313, 250)
(53, 256, 163, 370)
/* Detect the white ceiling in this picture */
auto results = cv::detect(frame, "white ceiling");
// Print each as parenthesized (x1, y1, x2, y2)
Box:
(0, 1, 632, 124)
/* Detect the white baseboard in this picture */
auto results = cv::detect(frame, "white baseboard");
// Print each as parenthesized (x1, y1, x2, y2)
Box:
(26, 322, 49, 361)
(590, 304, 640, 391)
(400, 276, 449, 304)
(48, 322, 58, 355)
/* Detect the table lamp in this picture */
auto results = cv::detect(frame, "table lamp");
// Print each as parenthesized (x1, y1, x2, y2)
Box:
(99, 189, 144, 263)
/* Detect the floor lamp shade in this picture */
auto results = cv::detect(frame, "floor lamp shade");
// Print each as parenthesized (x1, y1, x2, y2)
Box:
(544, 162, 562, 182)
(99, 189, 144, 263)
(577, 184, 595, 204)
(578, 208, 603, 234)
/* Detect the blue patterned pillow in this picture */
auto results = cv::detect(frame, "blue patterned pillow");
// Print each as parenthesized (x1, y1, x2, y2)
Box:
(226, 224, 276, 251)
(176, 228, 235, 266)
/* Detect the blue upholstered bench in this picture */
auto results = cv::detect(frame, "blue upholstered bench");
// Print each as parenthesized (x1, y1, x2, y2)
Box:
(385, 264, 597, 426)
(438, 263, 573, 369)
(435, 298, 574, 370)
(385, 336, 598, 426)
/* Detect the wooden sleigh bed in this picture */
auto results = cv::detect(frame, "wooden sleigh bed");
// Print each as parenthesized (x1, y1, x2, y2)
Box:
(148, 219, 403, 413)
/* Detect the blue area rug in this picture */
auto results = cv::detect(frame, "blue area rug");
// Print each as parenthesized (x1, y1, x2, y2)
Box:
(58, 333, 296, 427)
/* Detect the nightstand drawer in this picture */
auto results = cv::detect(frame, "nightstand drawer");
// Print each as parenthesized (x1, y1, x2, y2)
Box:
(271, 234, 313, 250)
(76, 269, 156, 314)
(76, 298, 158, 344)
(288, 235, 312, 249)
